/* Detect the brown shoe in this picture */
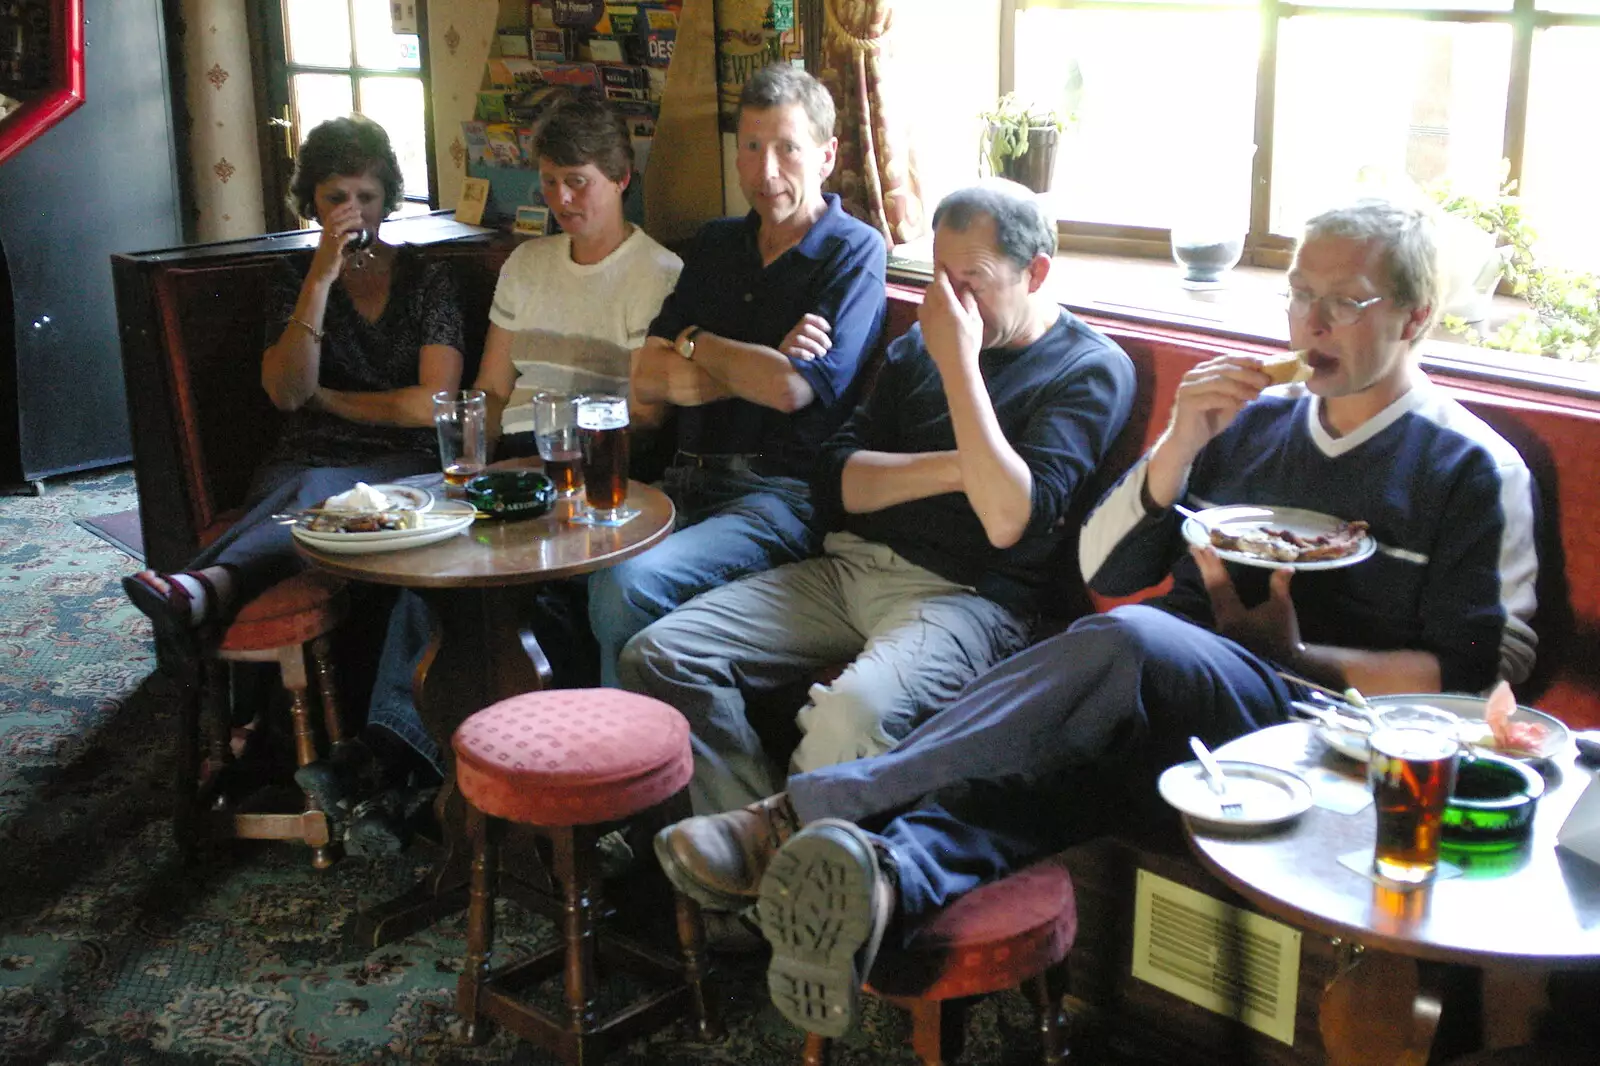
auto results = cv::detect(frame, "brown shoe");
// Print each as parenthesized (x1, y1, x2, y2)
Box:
(653, 793, 799, 911)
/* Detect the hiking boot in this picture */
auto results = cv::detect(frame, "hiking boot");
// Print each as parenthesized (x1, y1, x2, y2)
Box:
(756, 819, 898, 1039)
(652, 792, 800, 911)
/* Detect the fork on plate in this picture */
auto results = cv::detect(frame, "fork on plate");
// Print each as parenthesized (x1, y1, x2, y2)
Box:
(1190, 736, 1243, 817)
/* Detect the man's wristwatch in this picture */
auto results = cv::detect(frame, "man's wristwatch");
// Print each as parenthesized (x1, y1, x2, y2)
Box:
(677, 325, 702, 360)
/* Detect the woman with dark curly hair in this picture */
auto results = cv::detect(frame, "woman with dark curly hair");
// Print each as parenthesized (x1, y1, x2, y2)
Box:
(122, 115, 465, 674)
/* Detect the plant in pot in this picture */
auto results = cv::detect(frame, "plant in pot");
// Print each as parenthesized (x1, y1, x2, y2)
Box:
(1428, 175, 1600, 363)
(979, 94, 1070, 195)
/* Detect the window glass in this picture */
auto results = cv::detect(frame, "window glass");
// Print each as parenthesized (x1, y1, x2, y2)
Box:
(292, 73, 355, 149)
(359, 76, 429, 199)
(284, 0, 351, 68)
(1013, 7, 1259, 227)
(1521, 26, 1600, 273)
(353, 0, 420, 70)
(890, 0, 1000, 232)
(1293, 0, 1511, 9)
(1271, 17, 1510, 235)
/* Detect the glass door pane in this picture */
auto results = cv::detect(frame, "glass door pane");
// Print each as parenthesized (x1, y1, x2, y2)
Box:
(1521, 26, 1600, 273)
(1271, 17, 1511, 235)
(284, 0, 351, 68)
(293, 73, 355, 149)
(353, 0, 420, 70)
(359, 76, 429, 199)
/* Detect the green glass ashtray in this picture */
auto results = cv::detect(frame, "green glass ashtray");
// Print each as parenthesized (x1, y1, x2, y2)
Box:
(464, 470, 555, 521)
(1441, 751, 1544, 846)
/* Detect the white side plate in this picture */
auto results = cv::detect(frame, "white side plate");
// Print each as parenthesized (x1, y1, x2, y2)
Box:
(1159, 759, 1314, 831)
(1315, 693, 1570, 764)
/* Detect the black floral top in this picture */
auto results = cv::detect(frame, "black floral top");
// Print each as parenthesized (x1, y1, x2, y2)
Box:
(263, 246, 465, 468)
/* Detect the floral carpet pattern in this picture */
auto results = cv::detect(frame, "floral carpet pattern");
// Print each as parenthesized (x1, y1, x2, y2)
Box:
(0, 469, 1054, 1066)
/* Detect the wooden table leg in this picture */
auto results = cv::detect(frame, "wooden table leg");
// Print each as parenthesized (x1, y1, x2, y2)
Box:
(1319, 946, 1482, 1065)
(353, 586, 553, 948)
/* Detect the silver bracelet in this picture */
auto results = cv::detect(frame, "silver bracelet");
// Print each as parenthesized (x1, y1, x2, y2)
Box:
(289, 315, 325, 342)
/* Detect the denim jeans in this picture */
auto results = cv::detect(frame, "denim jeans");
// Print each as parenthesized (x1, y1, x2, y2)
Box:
(588, 464, 820, 687)
(368, 463, 818, 768)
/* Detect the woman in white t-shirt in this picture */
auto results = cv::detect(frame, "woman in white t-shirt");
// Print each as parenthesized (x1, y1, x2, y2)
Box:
(473, 93, 682, 451)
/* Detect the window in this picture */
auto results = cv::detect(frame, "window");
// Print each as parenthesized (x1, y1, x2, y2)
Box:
(274, 0, 432, 212)
(997, 0, 1600, 276)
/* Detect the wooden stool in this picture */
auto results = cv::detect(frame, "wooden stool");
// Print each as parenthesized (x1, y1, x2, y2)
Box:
(174, 571, 350, 869)
(452, 689, 720, 1063)
(802, 856, 1078, 1066)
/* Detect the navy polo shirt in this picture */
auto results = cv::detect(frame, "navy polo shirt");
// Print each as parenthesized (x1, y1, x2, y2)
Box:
(649, 193, 886, 478)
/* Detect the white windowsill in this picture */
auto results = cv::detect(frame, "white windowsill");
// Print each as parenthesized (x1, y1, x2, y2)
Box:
(886, 250, 1600, 403)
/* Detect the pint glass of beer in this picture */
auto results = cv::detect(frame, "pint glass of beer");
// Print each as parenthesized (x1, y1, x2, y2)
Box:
(532, 393, 584, 498)
(434, 390, 487, 488)
(1368, 706, 1461, 884)
(573, 394, 638, 525)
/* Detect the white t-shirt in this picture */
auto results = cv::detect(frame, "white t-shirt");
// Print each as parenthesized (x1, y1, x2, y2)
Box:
(489, 228, 682, 434)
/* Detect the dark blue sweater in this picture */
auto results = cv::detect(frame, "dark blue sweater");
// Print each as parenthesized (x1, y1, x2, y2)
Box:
(819, 311, 1135, 615)
(1082, 383, 1539, 692)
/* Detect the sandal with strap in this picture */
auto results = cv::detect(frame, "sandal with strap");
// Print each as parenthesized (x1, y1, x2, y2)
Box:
(122, 567, 232, 678)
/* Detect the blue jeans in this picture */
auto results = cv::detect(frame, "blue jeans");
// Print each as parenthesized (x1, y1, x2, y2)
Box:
(192, 454, 435, 603)
(589, 464, 819, 687)
(786, 605, 1295, 926)
(368, 463, 818, 767)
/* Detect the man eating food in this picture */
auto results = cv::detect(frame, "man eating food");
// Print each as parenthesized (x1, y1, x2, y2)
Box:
(650, 195, 1540, 1041)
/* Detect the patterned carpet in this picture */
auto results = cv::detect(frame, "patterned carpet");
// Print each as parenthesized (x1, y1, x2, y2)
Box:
(0, 468, 1060, 1066)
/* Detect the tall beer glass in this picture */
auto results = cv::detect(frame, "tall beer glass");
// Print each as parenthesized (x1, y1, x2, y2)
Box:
(532, 392, 584, 498)
(1368, 705, 1461, 884)
(574, 394, 638, 525)
(434, 390, 487, 487)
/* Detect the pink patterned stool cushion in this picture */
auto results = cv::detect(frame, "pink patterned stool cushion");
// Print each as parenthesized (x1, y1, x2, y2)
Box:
(867, 856, 1077, 1000)
(452, 690, 692, 826)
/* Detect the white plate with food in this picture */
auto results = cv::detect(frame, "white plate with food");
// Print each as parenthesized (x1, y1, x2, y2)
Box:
(292, 499, 474, 552)
(320, 481, 434, 514)
(1314, 688, 1570, 764)
(1158, 758, 1314, 831)
(1181, 504, 1375, 571)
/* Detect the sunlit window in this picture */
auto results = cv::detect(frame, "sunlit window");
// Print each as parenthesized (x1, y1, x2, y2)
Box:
(993, 0, 1600, 276)
(283, 0, 429, 204)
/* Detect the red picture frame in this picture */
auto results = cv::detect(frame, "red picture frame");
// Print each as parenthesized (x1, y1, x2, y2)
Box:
(0, 0, 86, 168)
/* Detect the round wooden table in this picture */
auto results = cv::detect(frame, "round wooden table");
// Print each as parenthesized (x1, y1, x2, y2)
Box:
(296, 480, 675, 945)
(1186, 721, 1600, 1063)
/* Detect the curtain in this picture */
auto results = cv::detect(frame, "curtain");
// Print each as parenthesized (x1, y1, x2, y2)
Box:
(818, 0, 925, 245)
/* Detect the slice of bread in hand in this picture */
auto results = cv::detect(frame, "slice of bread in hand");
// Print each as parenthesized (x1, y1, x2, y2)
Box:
(1260, 350, 1312, 386)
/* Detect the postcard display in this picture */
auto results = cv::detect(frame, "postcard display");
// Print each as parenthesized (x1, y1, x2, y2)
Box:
(463, 1, 681, 229)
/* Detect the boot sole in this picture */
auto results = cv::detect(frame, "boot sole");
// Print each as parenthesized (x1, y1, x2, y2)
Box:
(651, 827, 756, 913)
(757, 822, 879, 1038)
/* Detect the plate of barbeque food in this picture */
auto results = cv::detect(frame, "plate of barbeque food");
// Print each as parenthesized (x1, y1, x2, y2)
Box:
(1308, 683, 1570, 765)
(290, 498, 475, 553)
(1181, 504, 1375, 571)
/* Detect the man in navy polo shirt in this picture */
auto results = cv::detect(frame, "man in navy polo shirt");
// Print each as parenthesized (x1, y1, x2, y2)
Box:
(588, 64, 887, 685)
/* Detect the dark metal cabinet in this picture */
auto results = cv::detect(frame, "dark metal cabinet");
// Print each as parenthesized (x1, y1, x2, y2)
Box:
(0, 0, 181, 487)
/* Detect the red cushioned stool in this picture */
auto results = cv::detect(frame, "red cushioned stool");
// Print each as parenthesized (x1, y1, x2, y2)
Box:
(801, 856, 1078, 1066)
(452, 689, 721, 1063)
(176, 571, 351, 869)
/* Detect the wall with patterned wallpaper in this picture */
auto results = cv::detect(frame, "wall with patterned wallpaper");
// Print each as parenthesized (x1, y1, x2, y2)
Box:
(174, 0, 267, 241)
(426, 0, 506, 210)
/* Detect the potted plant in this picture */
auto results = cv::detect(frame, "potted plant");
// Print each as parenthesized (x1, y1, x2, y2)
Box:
(1428, 175, 1600, 362)
(979, 94, 1070, 194)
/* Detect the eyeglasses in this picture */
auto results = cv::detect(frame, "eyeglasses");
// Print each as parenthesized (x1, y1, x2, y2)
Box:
(1285, 286, 1385, 327)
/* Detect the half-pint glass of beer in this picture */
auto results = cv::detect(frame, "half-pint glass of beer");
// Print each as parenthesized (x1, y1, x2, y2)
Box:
(532, 393, 584, 498)
(573, 394, 638, 525)
(1368, 707, 1461, 884)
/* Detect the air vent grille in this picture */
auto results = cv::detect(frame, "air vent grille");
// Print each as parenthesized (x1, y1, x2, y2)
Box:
(1131, 869, 1302, 1046)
